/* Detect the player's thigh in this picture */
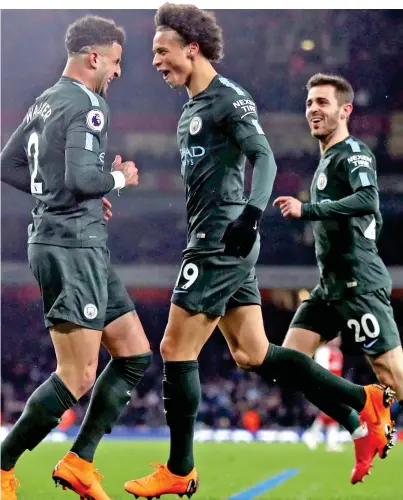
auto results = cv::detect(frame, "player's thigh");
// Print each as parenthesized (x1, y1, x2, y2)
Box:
(50, 323, 102, 371)
(287, 292, 343, 353)
(28, 244, 108, 330)
(50, 323, 102, 398)
(282, 328, 324, 357)
(101, 263, 149, 356)
(338, 287, 402, 357)
(219, 304, 269, 368)
(162, 303, 220, 361)
(103, 311, 150, 357)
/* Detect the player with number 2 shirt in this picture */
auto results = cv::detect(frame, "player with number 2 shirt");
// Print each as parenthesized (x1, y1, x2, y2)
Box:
(0, 16, 152, 500)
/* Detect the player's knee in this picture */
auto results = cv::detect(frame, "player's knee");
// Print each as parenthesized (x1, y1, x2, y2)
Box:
(160, 336, 197, 361)
(372, 360, 399, 391)
(76, 367, 97, 398)
(56, 362, 97, 399)
(232, 349, 259, 371)
(160, 337, 176, 360)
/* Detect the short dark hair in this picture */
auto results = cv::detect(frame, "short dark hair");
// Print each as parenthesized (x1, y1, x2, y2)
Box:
(306, 73, 354, 105)
(65, 15, 125, 55)
(154, 3, 224, 62)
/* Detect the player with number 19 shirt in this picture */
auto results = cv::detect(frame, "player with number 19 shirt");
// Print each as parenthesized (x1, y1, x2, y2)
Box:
(173, 75, 274, 316)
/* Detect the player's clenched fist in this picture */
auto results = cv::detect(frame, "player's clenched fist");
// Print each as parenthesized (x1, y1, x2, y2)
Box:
(112, 154, 139, 186)
(273, 196, 302, 219)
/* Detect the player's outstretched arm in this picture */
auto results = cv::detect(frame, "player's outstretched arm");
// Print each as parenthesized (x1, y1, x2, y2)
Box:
(273, 188, 378, 220)
(300, 185, 379, 220)
(0, 122, 31, 194)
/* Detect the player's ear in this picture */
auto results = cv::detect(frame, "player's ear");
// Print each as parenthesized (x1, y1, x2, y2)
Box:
(88, 50, 100, 70)
(187, 42, 199, 59)
(341, 103, 353, 121)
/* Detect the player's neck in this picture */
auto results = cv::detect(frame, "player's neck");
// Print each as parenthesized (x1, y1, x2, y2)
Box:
(62, 60, 96, 93)
(319, 127, 349, 155)
(186, 59, 217, 98)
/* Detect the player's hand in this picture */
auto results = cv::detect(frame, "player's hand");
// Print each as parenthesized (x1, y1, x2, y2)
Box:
(112, 155, 139, 186)
(221, 205, 263, 258)
(273, 196, 302, 218)
(102, 197, 112, 222)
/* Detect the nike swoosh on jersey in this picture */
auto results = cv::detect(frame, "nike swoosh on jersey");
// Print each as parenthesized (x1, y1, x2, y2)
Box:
(363, 338, 379, 349)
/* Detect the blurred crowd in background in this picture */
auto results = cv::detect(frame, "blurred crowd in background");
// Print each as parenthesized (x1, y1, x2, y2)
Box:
(1, 9, 403, 431)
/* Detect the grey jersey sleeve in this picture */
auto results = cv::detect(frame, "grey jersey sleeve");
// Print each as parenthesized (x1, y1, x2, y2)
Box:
(240, 135, 277, 211)
(65, 110, 115, 196)
(220, 90, 277, 211)
(301, 185, 379, 220)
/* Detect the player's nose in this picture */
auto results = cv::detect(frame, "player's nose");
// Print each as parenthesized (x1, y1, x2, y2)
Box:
(152, 54, 161, 67)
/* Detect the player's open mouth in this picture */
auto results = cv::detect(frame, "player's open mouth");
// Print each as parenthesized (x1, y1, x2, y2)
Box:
(161, 70, 170, 80)
(311, 118, 322, 124)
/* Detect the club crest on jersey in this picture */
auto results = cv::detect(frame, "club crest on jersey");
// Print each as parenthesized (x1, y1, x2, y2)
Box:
(84, 303, 98, 320)
(189, 116, 202, 135)
(317, 172, 328, 190)
(86, 110, 104, 132)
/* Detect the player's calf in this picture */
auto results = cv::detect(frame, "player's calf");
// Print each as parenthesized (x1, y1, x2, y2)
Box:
(70, 352, 153, 462)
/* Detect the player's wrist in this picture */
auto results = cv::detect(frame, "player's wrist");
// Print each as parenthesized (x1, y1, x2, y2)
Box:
(242, 204, 263, 226)
(300, 203, 312, 220)
(110, 171, 126, 190)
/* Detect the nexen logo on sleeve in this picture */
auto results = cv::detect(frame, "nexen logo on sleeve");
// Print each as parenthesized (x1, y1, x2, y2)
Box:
(347, 155, 372, 168)
(233, 99, 256, 117)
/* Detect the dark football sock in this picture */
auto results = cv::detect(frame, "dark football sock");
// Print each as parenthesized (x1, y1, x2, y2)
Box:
(70, 352, 152, 462)
(254, 344, 367, 416)
(305, 398, 361, 435)
(164, 361, 201, 476)
(1, 373, 76, 470)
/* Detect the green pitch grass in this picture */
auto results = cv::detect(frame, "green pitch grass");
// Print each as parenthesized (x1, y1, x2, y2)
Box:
(13, 441, 403, 500)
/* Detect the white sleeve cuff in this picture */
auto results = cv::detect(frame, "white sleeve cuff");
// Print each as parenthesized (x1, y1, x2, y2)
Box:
(110, 171, 126, 190)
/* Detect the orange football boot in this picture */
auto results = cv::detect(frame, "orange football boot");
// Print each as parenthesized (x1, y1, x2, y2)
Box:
(124, 463, 199, 499)
(52, 452, 111, 500)
(350, 419, 375, 484)
(351, 385, 396, 485)
(1, 468, 20, 500)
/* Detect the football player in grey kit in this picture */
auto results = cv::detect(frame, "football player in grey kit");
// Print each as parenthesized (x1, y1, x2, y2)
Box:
(274, 72, 402, 484)
(124, 5, 396, 499)
(1, 15, 152, 500)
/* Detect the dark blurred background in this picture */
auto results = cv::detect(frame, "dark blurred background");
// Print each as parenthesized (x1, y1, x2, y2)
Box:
(1, 10, 402, 432)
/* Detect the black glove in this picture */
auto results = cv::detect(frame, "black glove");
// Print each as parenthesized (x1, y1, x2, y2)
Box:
(221, 204, 263, 257)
